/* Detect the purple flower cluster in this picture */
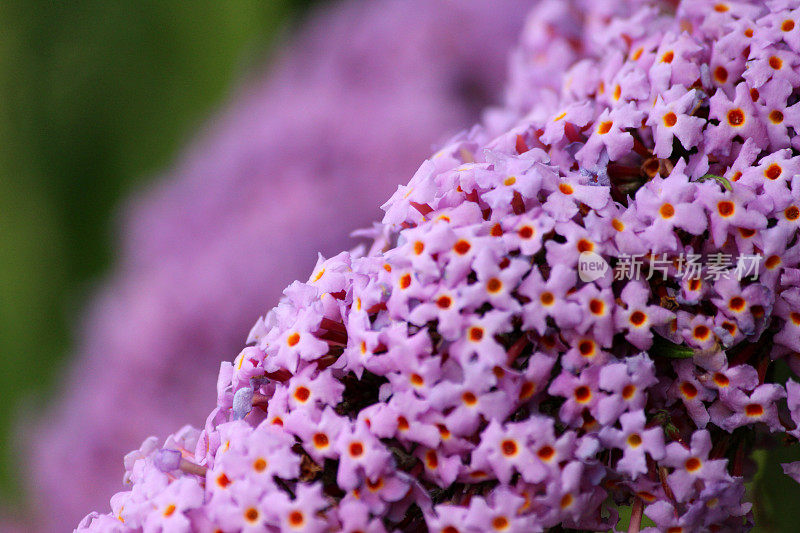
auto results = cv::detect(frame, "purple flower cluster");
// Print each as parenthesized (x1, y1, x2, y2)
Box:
(21, 0, 532, 529)
(79, 0, 800, 531)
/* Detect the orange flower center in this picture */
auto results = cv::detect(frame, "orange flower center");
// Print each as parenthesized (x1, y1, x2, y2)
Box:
(518, 225, 534, 239)
(685, 457, 702, 472)
(492, 516, 510, 530)
(436, 295, 452, 309)
(462, 392, 478, 406)
(287, 332, 300, 347)
(538, 445, 555, 461)
(294, 386, 310, 402)
(469, 327, 484, 342)
(241, 507, 260, 523)
(313, 433, 329, 448)
(453, 240, 471, 255)
(694, 325, 711, 340)
(727, 108, 745, 126)
(426, 450, 439, 469)
(681, 381, 698, 399)
(627, 433, 643, 447)
(577, 239, 593, 253)
(729, 296, 746, 311)
(766, 255, 782, 269)
(560, 494, 574, 509)
(519, 382, 535, 400)
(397, 416, 410, 431)
(765, 164, 783, 180)
(575, 386, 592, 403)
(717, 201, 735, 217)
(578, 340, 595, 357)
(501, 439, 518, 456)
(349, 442, 364, 457)
(630, 310, 647, 326)
(487, 278, 503, 293)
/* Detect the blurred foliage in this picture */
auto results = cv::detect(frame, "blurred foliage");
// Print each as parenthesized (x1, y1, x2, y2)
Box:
(753, 444, 800, 532)
(0, 0, 314, 506)
(749, 421, 800, 530)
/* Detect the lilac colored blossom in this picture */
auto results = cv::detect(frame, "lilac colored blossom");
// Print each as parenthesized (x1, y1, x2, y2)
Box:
(647, 86, 706, 158)
(599, 410, 665, 480)
(663, 430, 732, 503)
(668, 359, 716, 428)
(711, 383, 787, 432)
(615, 281, 675, 349)
(77, 0, 800, 531)
(597, 353, 658, 425)
(634, 171, 709, 249)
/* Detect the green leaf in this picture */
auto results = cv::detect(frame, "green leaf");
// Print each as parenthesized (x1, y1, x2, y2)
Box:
(649, 335, 695, 359)
(615, 503, 657, 532)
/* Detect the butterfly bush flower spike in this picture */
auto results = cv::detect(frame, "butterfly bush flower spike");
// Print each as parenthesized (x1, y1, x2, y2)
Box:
(79, 1, 800, 531)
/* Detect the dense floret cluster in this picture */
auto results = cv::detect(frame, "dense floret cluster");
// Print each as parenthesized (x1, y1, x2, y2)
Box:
(79, 0, 800, 531)
(23, 0, 531, 528)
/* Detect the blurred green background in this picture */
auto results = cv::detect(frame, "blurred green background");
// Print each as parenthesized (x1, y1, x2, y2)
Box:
(0, 0, 313, 511)
(0, 0, 798, 530)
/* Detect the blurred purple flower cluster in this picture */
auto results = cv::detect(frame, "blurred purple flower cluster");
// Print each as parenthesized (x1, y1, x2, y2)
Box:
(22, 0, 533, 529)
(79, 0, 800, 531)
